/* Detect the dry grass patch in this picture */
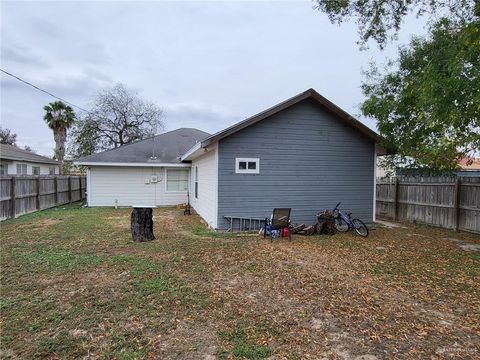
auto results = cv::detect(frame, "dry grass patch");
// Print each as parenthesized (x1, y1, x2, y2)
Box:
(1, 204, 479, 359)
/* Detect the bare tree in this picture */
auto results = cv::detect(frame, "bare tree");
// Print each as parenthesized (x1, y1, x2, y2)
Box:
(0, 127, 17, 145)
(70, 84, 165, 157)
(1, 127, 36, 153)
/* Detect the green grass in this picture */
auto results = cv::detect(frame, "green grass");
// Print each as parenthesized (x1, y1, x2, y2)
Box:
(16, 246, 105, 272)
(191, 225, 238, 238)
(1, 203, 479, 359)
(470, 252, 480, 261)
(0, 204, 210, 359)
(220, 327, 272, 359)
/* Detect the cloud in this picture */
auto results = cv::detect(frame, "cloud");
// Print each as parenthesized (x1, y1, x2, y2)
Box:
(163, 102, 238, 134)
(0, 0, 427, 156)
(1, 45, 48, 67)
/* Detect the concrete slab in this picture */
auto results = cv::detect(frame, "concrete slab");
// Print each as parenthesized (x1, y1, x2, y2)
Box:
(375, 220, 407, 229)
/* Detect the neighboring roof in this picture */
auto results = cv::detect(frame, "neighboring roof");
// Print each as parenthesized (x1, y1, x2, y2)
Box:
(0, 144, 58, 165)
(458, 157, 480, 170)
(75, 128, 210, 166)
(182, 88, 383, 161)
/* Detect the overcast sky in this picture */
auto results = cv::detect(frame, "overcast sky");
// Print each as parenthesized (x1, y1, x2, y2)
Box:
(1, 1, 427, 157)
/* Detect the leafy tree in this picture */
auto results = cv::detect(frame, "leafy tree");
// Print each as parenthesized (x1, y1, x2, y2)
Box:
(70, 84, 164, 157)
(0, 127, 17, 145)
(363, 18, 479, 172)
(61, 160, 85, 175)
(313, 0, 478, 48)
(314, 0, 479, 172)
(43, 101, 76, 174)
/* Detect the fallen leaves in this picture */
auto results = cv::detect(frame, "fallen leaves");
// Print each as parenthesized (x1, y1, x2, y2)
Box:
(1, 206, 479, 359)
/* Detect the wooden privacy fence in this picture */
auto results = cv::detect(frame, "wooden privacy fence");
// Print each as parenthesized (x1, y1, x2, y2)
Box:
(0, 175, 86, 221)
(376, 176, 480, 234)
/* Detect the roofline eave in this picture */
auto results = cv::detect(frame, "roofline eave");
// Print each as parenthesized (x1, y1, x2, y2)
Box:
(199, 89, 380, 147)
(73, 161, 191, 168)
(0, 157, 59, 165)
(180, 142, 202, 162)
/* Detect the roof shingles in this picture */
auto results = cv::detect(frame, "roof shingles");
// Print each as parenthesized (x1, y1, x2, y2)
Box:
(0, 144, 58, 165)
(75, 128, 210, 164)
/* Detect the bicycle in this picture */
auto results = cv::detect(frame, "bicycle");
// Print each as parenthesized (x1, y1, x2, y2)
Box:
(332, 202, 369, 237)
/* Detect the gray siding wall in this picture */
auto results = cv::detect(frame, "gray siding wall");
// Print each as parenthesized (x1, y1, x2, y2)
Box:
(217, 99, 374, 229)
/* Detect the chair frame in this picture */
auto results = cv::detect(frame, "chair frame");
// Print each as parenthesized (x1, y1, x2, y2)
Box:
(264, 208, 292, 241)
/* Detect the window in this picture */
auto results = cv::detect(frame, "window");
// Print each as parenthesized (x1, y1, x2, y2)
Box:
(166, 169, 189, 191)
(16, 164, 27, 175)
(49, 167, 56, 175)
(194, 166, 198, 198)
(0, 164, 6, 176)
(32, 166, 40, 175)
(235, 158, 260, 174)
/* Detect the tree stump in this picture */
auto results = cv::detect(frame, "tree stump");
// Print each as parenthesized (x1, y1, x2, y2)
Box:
(131, 207, 155, 242)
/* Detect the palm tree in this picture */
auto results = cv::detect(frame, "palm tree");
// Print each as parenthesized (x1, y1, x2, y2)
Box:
(43, 101, 76, 174)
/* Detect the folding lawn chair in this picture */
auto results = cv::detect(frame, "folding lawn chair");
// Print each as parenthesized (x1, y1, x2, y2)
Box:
(264, 208, 292, 241)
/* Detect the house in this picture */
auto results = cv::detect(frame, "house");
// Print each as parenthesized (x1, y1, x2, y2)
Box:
(75, 128, 210, 208)
(0, 144, 59, 175)
(376, 156, 480, 178)
(75, 89, 385, 229)
(457, 157, 480, 177)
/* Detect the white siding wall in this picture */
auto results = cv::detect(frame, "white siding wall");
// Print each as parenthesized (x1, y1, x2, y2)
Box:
(190, 145, 218, 228)
(4, 161, 58, 175)
(88, 166, 188, 207)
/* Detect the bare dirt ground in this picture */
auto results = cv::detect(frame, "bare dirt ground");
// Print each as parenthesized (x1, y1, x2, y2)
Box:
(1, 205, 479, 359)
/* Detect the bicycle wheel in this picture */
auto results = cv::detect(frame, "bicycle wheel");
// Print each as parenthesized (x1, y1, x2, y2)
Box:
(352, 219, 368, 237)
(334, 217, 349, 232)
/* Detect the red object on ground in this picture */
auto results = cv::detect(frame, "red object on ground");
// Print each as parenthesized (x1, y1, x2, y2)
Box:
(282, 228, 290, 238)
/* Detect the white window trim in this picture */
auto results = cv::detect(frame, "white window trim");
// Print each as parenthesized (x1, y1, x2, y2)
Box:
(0, 164, 6, 176)
(164, 168, 189, 193)
(235, 158, 260, 174)
(16, 163, 27, 175)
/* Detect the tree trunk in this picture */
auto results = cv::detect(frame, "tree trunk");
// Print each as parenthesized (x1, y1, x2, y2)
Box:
(130, 208, 155, 242)
(53, 127, 66, 174)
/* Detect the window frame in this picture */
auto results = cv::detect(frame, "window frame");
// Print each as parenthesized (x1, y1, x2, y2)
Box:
(165, 168, 189, 193)
(235, 158, 260, 174)
(48, 167, 56, 175)
(32, 166, 40, 175)
(0, 164, 6, 176)
(16, 163, 27, 175)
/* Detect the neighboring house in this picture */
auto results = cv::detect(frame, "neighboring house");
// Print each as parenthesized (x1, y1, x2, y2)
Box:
(457, 157, 480, 177)
(76, 89, 385, 229)
(376, 156, 480, 178)
(0, 144, 59, 175)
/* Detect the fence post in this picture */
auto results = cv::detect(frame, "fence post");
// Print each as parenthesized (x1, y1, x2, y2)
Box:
(54, 176, 58, 205)
(68, 176, 72, 204)
(453, 177, 460, 231)
(36, 176, 41, 210)
(10, 177, 16, 219)
(393, 177, 399, 221)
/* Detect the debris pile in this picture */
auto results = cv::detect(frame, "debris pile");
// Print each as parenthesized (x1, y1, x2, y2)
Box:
(290, 210, 336, 236)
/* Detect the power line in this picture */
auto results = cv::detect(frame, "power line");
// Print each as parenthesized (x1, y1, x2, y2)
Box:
(1, 68, 162, 158)
(0, 68, 90, 113)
